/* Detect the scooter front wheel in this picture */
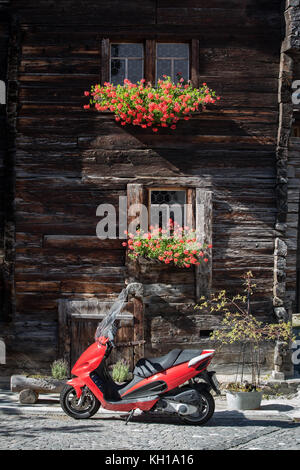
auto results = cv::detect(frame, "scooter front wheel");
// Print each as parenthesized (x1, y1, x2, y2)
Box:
(180, 389, 215, 425)
(60, 385, 100, 419)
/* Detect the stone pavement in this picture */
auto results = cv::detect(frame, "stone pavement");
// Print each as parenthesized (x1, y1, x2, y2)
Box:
(0, 390, 300, 450)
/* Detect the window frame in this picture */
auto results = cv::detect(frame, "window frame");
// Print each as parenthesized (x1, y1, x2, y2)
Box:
(109, 42, 145, 85)
(127, 184, 212, 299)
(155, 42, 190, 84)
(100, 38, 200, 87)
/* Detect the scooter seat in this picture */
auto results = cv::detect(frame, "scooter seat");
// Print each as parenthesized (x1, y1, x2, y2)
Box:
(133, 348, 203, 379)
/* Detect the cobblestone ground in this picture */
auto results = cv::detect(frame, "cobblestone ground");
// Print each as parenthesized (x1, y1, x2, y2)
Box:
(0, 412, 300, 450)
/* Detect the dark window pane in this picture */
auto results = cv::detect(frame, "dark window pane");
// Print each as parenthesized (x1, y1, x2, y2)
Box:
(151, 190, 186, 205)
(111, 43, 143, 58)
(110, 44, 144, 85)
(150, 190, 186, 228)
(174, 59, 189, 82)
(157, 43, 189, 59)
(156, 59, 172, 81)
(111, 59, 125, 85)
(128, 59, 144, 83)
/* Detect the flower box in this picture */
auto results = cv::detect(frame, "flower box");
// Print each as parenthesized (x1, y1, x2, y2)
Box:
(124, 223, 212, 269)
(84, 76, 220, 132)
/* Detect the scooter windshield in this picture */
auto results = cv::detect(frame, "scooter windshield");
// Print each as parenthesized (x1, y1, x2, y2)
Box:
(95, 287, 128, 341)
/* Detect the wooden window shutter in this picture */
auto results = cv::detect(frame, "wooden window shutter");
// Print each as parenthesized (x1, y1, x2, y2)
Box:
(126, 183, 147, 282)
(191, 39, 200, 89)
(100, 38, 110, 85)
(145, 39, 156, 84)
(186, 188, 196, 229)
(195, 188, 213, 300)
(127, 183, 147, 227)
(125, 184, 146, 360)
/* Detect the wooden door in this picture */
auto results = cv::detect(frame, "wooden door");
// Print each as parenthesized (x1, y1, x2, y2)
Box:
(70, 315, 135, 370)
(58, 299, 136, 373)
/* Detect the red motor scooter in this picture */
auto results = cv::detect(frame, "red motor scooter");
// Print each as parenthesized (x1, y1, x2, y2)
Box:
(60, 285, 220, 425)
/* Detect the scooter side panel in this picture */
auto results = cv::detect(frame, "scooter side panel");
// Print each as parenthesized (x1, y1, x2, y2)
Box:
(121, 356, 213, 398)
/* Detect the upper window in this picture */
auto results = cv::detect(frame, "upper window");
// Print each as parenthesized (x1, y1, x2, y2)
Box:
(110, 43, 144, 85)
(156, 43, 189, 83)
(108, 42, 190, 86)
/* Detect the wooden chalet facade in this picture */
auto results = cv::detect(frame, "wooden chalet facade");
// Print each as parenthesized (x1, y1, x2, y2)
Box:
(0, 0, 300, 381)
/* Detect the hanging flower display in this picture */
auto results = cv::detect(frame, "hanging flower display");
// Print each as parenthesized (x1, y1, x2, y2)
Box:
(83, 75, 220, 132)
(122, 221, 212, 268)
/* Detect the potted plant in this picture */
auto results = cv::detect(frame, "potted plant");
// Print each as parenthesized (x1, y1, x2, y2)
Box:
(123, 221, 212, 269)
(195, 271, 293, 410)
(111, 360, 131, 384)
(83, 75, 220, 132)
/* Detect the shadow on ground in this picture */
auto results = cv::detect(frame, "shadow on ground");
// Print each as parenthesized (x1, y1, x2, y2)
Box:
(259, 404, 294, 411)
(93, 410, 300, 428)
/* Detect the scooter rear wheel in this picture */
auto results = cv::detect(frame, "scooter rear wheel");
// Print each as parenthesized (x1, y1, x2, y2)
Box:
(180, 389, 215, 425)
(60, 385, 100, 419)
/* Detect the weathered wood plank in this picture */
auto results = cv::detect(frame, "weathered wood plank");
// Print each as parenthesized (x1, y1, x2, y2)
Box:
(196, 189, 212, 299)
(100, 38, 109, 85)
(15, 247, 126, 267)
(19, 58, 101, 74)
(15, 5, 157, 26)
(43, 236, 123, 250)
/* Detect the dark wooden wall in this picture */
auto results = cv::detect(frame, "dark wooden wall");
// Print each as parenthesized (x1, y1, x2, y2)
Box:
(286, 138, 300, 311)
(286, 56, 300, 314)
(0, 0, 9, 320)
(1, 0, 283, 375)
